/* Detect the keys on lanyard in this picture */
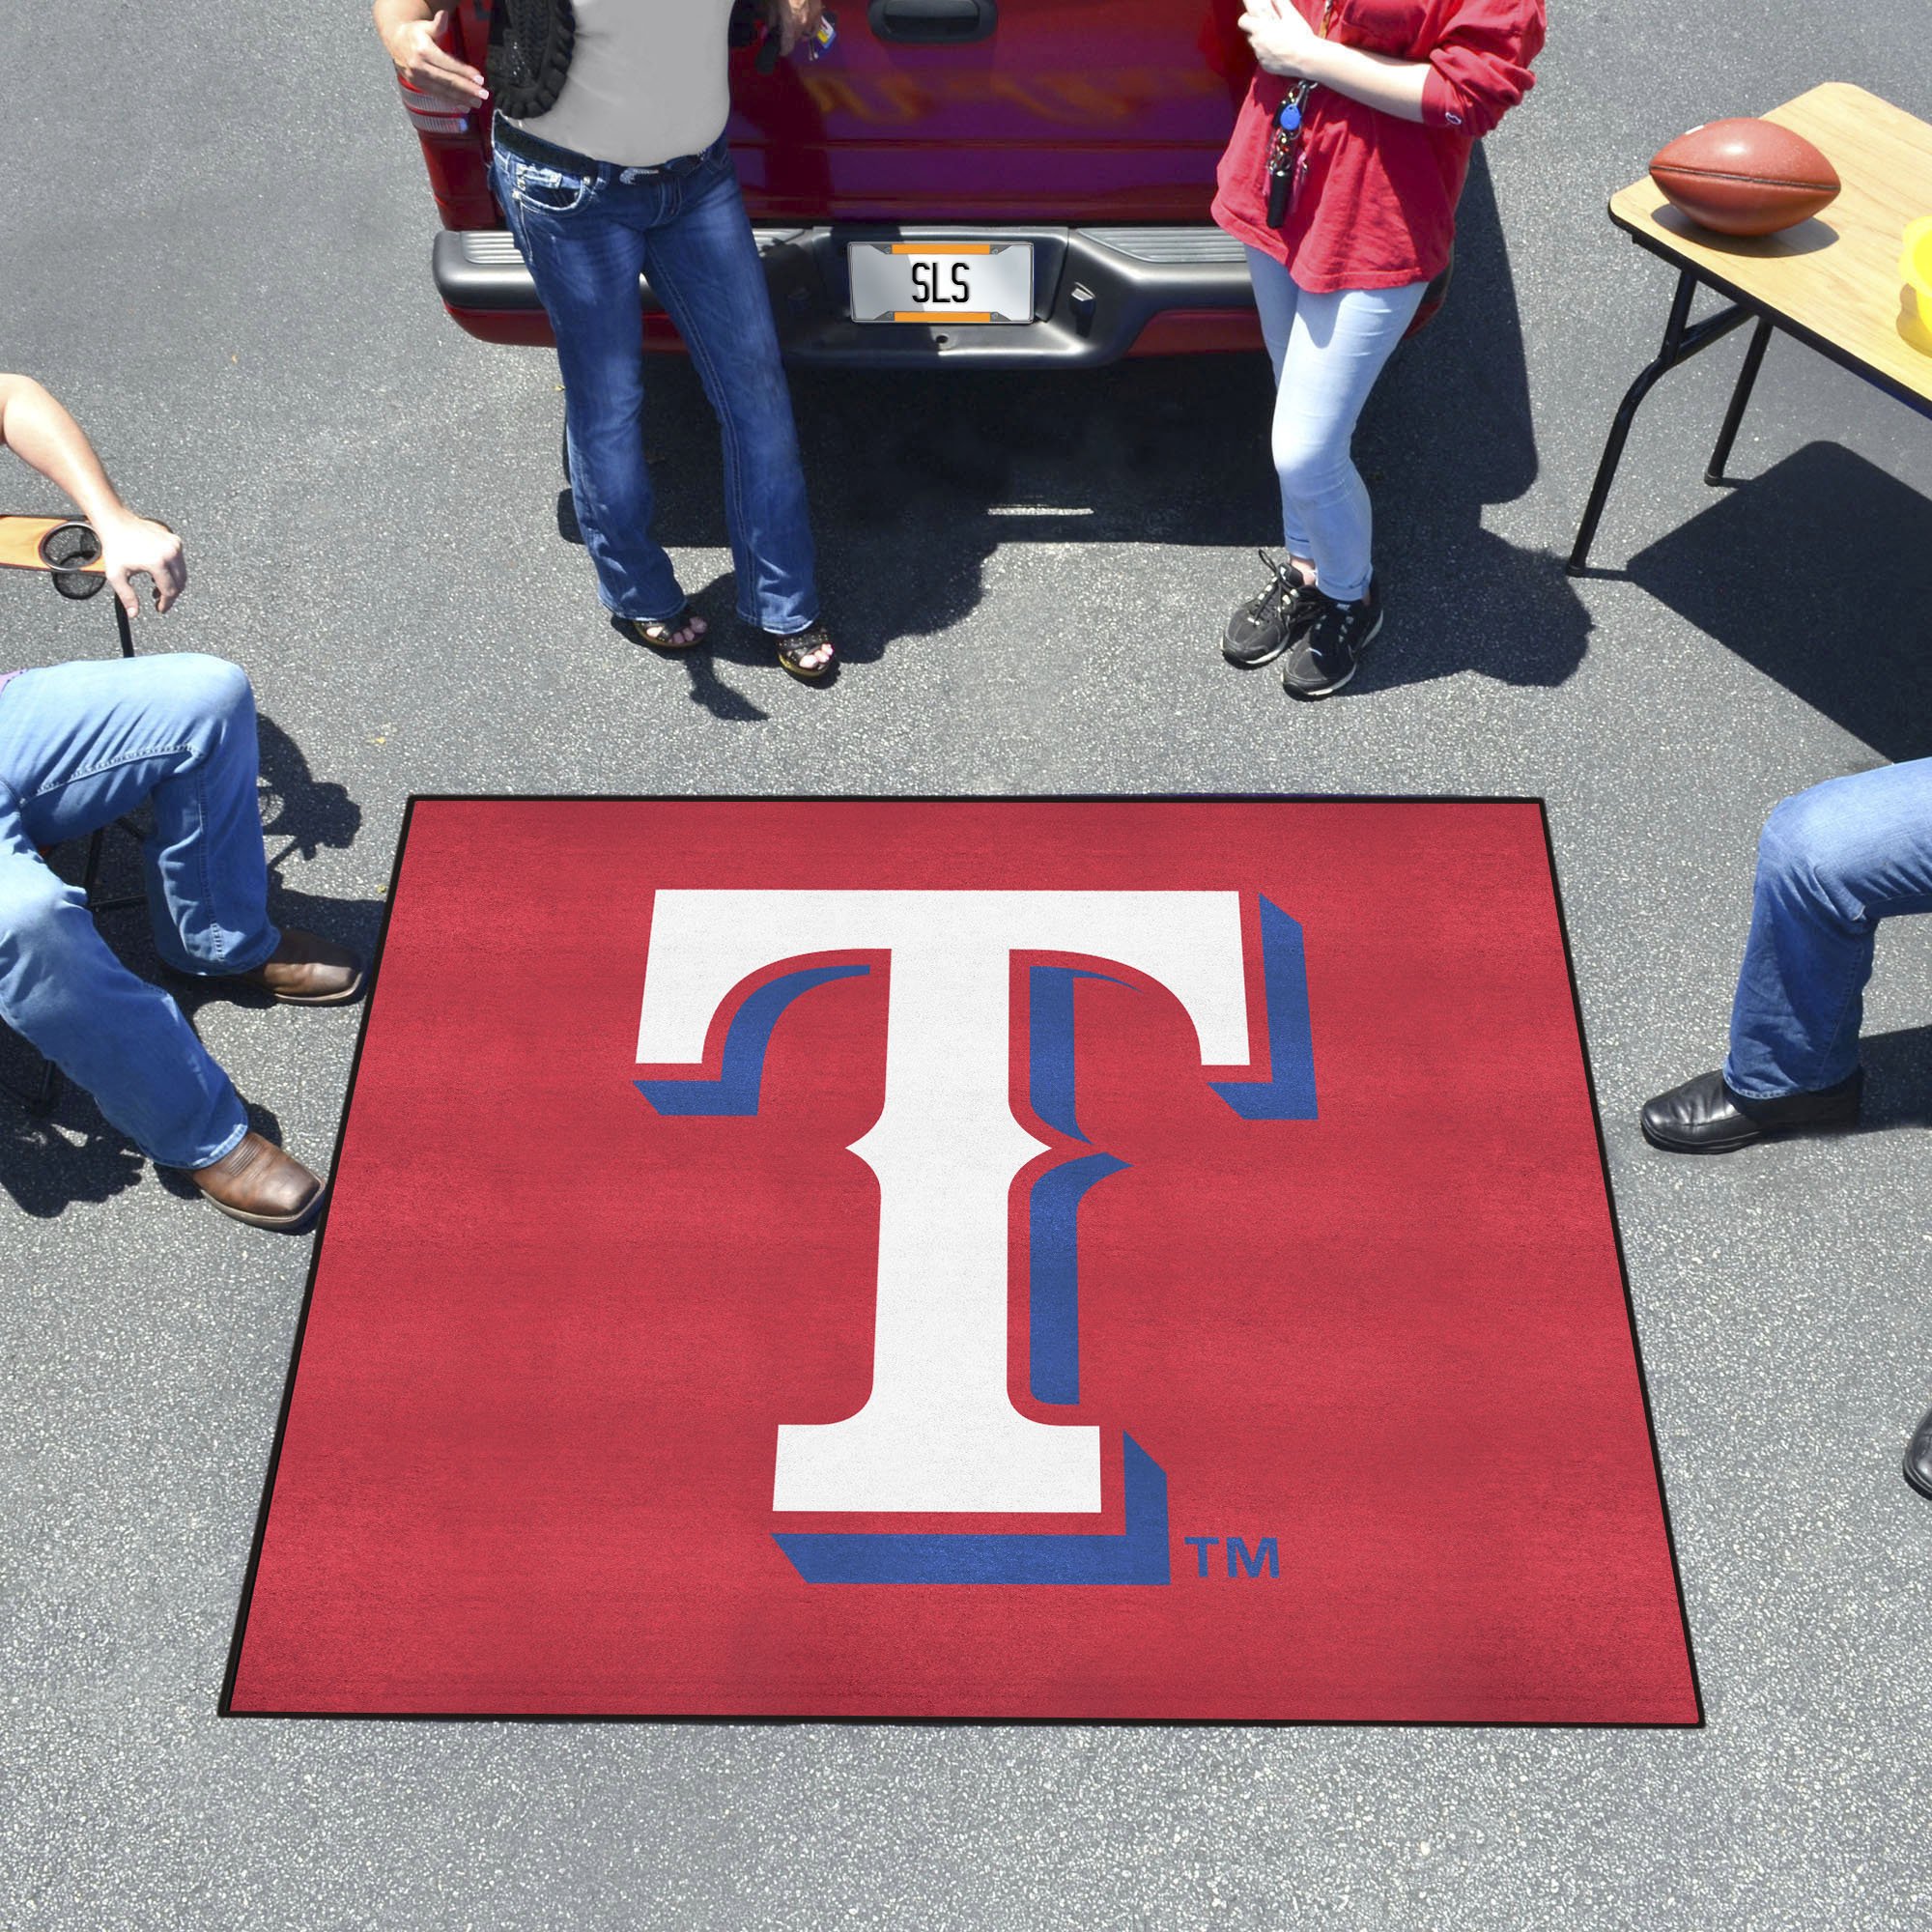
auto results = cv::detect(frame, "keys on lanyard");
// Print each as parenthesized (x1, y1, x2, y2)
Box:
(1262, 0, 1335, 227)
(1264, 83, 1313, 227)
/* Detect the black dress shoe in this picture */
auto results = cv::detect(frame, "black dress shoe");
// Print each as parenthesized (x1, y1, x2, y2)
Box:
(1905, 1406, 1932, 1501)
(1639, 1066, 1862, 1153)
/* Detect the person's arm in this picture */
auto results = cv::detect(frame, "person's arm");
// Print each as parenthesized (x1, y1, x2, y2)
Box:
(1238, 2, 1429, 120)
(766, 0, 826, 58)
(373, 0, 487, 108)
(1238, 0, 1542, 135)
(0, 374, 185, 616)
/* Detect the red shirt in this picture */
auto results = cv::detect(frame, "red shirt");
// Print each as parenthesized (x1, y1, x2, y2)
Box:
(1211, 0, 1545, 294)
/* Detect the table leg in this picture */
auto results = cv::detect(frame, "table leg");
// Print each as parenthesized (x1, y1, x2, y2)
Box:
(1567, 270, 1755, 575)
(1704, 318, 1775, 486)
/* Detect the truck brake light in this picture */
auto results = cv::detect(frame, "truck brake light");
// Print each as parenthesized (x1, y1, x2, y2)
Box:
(399, 75, 474, 139)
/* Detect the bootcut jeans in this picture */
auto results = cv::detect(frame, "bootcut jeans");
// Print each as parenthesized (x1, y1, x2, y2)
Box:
(0, 654, 276, 1168)
(493, 125, 820, 637)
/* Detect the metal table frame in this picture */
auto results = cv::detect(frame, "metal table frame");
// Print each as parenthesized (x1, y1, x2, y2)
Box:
(1568, 222, 1932, 577)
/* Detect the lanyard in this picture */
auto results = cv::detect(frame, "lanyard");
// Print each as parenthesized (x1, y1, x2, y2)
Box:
(1264, 0, 1337, 226)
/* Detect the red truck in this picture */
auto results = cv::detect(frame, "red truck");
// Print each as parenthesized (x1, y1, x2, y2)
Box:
(407, 0, 1298, 366)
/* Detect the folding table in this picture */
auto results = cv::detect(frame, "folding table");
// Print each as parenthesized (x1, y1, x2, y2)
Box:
(1569, 83, 1932, 574)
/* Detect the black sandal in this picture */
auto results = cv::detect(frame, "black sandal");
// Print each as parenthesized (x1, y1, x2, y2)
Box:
(622, 604, 707, 653)
(769, 621, 837, 682)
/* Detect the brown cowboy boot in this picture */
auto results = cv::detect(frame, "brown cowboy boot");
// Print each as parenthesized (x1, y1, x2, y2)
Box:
(230, 929, 364, 1006)
(191, 1132, 326, 1231)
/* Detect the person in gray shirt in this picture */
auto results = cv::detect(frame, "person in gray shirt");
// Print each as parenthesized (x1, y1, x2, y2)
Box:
(377, 0, 837, 680)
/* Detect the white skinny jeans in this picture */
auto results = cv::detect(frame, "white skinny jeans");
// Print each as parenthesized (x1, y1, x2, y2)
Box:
(1245, 246, 1427, 603)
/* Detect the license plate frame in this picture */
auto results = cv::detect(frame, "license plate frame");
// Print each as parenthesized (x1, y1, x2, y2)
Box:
(847, 241, 1035, 326)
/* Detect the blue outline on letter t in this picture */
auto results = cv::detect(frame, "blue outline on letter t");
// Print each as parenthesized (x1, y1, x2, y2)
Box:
(634, 892, 1319, 1585)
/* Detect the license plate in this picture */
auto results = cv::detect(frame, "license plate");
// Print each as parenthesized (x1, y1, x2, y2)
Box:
(847, 242, 1034, 325)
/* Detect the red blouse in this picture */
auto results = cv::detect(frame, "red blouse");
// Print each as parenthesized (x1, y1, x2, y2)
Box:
(1210, 0, 1545, 294)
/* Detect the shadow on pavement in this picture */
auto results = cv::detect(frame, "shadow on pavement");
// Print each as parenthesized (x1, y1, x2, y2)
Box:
(1859, 1024, 1932, 1132)
(563, 489, 777, 721)
(0, 1105, 154, 1218)
(627, 346, 1289, 672)
(1626, 441, 1932, 762)
(1348, 143, 1593, 696)
(258, 713, 362, 867)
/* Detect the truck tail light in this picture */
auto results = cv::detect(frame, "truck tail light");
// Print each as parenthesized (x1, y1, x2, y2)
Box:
(399, 74, 476, 139)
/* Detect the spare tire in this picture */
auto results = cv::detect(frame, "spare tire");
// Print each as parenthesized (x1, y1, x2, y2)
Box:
(487, 0, 577, 122)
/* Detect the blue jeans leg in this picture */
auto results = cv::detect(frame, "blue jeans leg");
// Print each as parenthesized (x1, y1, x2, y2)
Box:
(1724, 757, 1932, 1098)
(0, 655, 275, 1165)
(497, 141, 818, 633)
(497, 149, 679, 622)
(643, 156, 817, 634)
(1245, 248, 1425, 603)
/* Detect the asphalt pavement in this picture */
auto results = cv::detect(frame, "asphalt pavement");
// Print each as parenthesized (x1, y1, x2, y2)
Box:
(3, 1, 1931, 1925)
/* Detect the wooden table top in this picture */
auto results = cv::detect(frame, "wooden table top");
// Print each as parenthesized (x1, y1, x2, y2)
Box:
(1609, 82, 1932, 410)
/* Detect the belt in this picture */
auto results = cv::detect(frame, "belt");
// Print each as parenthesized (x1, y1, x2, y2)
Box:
(492, 112, 714, 182)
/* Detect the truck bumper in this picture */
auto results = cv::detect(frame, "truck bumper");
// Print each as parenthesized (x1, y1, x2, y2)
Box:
(433, 222, 1264, 366)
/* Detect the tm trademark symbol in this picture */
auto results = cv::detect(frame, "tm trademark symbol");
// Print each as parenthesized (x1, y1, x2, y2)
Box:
(1181, 1535, 1279, 1579)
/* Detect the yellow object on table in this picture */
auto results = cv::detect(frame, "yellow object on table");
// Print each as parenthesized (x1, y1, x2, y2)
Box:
(1902, 215, 1932, 354)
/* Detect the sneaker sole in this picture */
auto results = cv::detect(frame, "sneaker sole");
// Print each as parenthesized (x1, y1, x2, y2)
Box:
(1284, 610, 1382, 701)
(1222, 635, 1292, 668)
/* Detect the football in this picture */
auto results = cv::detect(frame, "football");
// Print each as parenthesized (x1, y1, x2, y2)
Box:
(1649, 118, 1841, 237)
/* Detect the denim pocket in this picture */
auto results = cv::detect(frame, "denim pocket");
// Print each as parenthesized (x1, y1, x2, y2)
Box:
(512, 159, 594, 215)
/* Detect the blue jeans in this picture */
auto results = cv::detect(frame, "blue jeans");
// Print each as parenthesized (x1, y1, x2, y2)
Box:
(1245, 249, 1426, 604)
(0, 655, 277, 1168)
(1725, 758, 1932, 1098)
(494, 128, 819, 635)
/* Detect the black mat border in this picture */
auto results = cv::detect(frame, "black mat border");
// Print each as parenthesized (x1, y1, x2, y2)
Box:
(219, 792, 1705, 1731)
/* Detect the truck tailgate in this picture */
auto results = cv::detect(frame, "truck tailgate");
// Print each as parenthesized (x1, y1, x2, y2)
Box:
(725, 0, 1253, 223)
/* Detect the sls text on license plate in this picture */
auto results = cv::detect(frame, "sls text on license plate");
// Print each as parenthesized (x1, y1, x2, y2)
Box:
(848, 242, 1033, 324)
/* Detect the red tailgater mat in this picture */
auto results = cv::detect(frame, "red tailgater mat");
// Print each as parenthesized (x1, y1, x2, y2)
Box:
(224, 799, 1699, 1724)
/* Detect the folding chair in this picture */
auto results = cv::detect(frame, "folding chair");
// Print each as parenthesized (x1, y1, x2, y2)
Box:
(0, 516, 145, 1113)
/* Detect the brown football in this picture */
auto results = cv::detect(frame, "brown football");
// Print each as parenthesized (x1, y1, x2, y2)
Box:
(1649, 118, 1841, 237)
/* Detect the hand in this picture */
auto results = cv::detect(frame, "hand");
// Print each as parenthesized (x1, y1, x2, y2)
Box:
(380, 15, 488, 107)
(1238, 0, 1324, 80)
(764, 0, 824, 58)
(97, 512, 185, 617)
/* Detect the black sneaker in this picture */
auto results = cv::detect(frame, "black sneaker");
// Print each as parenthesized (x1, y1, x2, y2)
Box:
(1282, 577, 1383, 699)
(1222, 552, 1317, 668)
